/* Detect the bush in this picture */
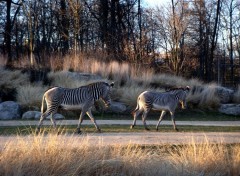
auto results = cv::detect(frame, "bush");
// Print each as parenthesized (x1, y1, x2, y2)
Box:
(0, 68, 29, 101)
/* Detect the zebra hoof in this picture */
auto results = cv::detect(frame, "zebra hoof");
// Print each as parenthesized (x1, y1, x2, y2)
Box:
(130, 125, 134, 129)
(95, 128, 101, 133)
(175, 128, 179, 131)
(145, 128, 150, 131)
(75, 128, 82, 134)
(35, 128, 40, 135)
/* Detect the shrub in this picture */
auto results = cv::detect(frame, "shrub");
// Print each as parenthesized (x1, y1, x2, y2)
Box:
(0, 68, 29, 101)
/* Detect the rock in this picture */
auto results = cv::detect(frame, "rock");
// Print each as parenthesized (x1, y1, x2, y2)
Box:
(108, 101, 127, 113)
(22, 111, 41, 119)
(48, 113, 65, 120)
(218, 104, 240, 116)
(215, 87, 234, 103)
(22, 111, 65, 120)
(0, 101, 21, 119)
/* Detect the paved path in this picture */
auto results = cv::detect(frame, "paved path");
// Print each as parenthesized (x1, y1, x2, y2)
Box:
(1, 120, 240, 127)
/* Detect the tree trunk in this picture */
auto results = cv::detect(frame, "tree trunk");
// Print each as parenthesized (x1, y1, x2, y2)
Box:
(5, 0, 12, 67)
(209, 0, 221, 81)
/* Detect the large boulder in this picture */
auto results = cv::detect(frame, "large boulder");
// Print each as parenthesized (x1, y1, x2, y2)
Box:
(0, 101, 21, 119)
(22, 111, 65, 120)
(218, 104, 240, 116)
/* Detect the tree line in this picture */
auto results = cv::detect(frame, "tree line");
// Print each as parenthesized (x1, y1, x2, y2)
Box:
(0, 0, 240, 84)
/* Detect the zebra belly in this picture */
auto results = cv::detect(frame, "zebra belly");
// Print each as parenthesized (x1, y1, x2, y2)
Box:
(60, 104, 83, 110)
(152, 103, 169, 111)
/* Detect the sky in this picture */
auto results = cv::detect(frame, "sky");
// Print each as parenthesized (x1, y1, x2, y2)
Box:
(143, 0, 169, 8)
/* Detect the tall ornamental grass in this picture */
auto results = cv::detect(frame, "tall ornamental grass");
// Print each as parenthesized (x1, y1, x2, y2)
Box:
(0, 132, 239, 176)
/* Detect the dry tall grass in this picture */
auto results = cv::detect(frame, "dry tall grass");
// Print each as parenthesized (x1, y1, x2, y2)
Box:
(187, 83, 221, 109)
(0, 68, 29, 89)
(0, 55, 7, 67)
(0, 54, 234, 109)
(233, 85, 240, 103)
(16, 84, 48, 107)
(0, 132, 239, 176)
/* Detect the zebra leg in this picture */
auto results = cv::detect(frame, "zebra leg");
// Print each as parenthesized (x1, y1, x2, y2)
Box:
(130, 109, 142, 129)
(170, 112, 178, 131)
(156, 111, 166, 131)
(76, 111, 86, 134)
(36, 110, 51, 134)
(86, 110, 101, 132)
(50, 113, 57, 129)
(142, 110, 150, 131)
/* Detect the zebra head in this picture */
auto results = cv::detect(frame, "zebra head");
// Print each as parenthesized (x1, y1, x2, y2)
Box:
(169, 86, 190, 109)
(178, 86, 190, 109)
(100, 82, 114, 107)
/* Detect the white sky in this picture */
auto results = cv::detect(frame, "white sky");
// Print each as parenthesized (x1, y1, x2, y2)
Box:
(143, 0, 169, 7)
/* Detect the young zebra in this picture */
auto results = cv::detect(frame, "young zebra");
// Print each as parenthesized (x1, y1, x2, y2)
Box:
(131, 86, 190, 131)
(36, 82, 114, 134)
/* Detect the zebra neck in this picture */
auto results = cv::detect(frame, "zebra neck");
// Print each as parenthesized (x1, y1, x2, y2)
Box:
(89, 87, 102, 100)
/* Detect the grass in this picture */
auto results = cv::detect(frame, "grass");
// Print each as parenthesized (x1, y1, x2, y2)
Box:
(0, 131, 239, 176)
(1, 124, 240, 135)
(16, 83, 48, 107)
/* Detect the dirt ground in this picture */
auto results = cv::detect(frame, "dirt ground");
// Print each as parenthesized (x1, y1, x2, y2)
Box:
(1, 132, 240, 148)
(1, 120, 240, 147)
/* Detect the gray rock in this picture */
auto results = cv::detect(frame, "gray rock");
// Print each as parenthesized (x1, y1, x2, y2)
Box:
(0, 101, 21, 119)
(108, 101, 127, 113)
(22, 111, 41, 119)
(215, 87, 234, 103)
(47, 113, 65, 120)
(219, 104, 240, 116)
(22, 110, 65, 120)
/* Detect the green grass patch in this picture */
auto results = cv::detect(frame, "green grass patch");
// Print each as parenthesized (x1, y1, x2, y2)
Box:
(1, 125, 240, 135)
(59, 108, 240, 121)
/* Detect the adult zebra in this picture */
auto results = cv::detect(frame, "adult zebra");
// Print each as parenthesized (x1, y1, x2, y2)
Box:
(36, 81, 114, 134)
(130, 86, 190, 131)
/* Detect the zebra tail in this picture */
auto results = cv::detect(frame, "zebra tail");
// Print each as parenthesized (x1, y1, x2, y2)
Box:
(41, 94, 45, 114)
(131, 103, 139, 116)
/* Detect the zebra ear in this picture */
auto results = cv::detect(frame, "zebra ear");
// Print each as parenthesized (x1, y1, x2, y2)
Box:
(186, 86, 190, 91)
(110, 82, 114, 88)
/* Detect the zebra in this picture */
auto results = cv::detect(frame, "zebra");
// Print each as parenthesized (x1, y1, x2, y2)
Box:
(36, 81, 114, 134)
(130, 86, 190, 131)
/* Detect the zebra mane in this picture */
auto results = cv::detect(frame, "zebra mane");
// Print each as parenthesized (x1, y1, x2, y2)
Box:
(166, 86, 190, 92)
(87, 81, 114, 87)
